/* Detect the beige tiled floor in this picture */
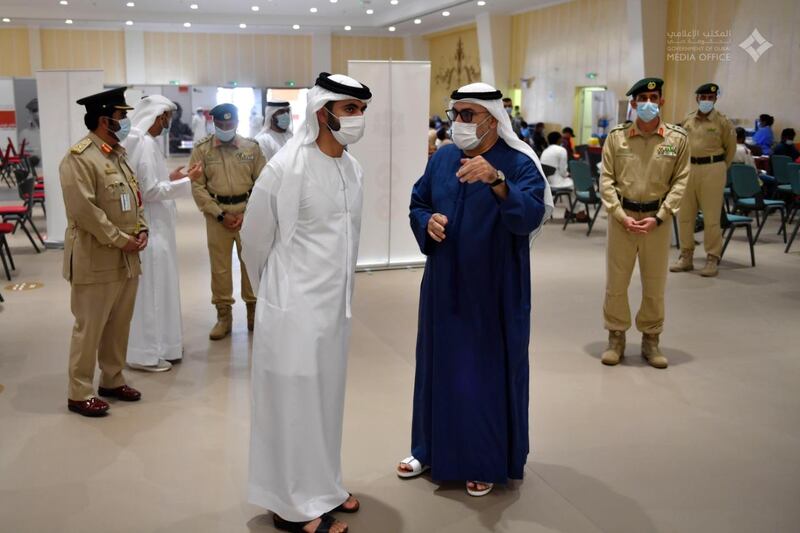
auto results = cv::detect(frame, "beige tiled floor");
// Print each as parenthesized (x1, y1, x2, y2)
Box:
(1, 175, 799, 532)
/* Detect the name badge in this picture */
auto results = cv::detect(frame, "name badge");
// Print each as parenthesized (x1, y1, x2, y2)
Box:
(236, 152, 255, 161)
(121, 193, 132, 212)
(657, 144, 677, 157)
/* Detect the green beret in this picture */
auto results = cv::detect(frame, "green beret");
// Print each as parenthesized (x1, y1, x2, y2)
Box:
(625, 77, 664, 97)
(210, 103, 238, 121)
(76, 87, 133, 112)
(695, 83, 719, 95)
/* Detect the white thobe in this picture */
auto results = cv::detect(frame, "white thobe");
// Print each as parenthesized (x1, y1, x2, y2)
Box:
(255, 129, 292, 162)
(540, 143, 573, 189)
(241, 142, 363, 522)
(191, 115, 207, 144)
(125, 130, 192, 364)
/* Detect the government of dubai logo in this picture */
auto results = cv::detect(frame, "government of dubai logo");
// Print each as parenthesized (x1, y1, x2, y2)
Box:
(739, 28, 773, 62)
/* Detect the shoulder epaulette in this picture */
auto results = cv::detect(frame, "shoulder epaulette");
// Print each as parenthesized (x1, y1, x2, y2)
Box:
(70, 138, 92, 154)
(195, 134, 213, 146)
(610, 121, 632, 133)
(665, 123, 688, 136)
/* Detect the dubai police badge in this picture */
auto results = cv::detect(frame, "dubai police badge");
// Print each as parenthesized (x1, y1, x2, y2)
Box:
(647, 81, 656, 90)
(711, 85, 717, 92)
(657, 144, 677, 157)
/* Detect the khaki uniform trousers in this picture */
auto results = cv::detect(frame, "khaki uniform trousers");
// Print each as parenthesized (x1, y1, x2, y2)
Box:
(204, 213, 256, 308)
(604, 210, 671, 335)
(68, 277, 139, 400)
(677, 161, 726, 258)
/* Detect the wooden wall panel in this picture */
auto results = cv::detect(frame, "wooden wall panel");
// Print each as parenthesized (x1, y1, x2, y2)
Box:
(331, 36, 405, 76)
(425, 25, 480, 118)
(0, 28, 32, 77)
(40, 29, 125, 85)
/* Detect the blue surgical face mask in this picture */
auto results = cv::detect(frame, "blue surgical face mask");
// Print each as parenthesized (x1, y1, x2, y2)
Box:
(109, 117, 131, 142)
(276, 113, 291, 130)
(636, 102, 659, 122)
(215, 126, 236, 142)
(698, 100, 714, 114)
(505, 107, 513, 116)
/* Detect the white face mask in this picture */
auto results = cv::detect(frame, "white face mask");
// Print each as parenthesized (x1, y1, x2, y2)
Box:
(326, 109, 365, 146)
(451, 115, 491, 151)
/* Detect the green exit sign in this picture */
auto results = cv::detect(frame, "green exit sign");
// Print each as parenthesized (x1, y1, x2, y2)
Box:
(586, 72, 598, 80)
(285, 80, 296, 87)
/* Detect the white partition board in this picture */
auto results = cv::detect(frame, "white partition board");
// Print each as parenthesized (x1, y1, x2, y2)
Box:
(346, 62, 391, 268)
(348, 60, 430, 268)
(37, 69, 104, 247)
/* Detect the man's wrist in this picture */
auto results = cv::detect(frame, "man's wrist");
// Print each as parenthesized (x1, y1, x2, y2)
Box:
(489, 170, 506, 188)
(217, 212, 226, 223)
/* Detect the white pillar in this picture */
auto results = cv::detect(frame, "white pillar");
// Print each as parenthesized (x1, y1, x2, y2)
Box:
(476, 13, 511, 94)
(312, 31, 332, 77)
(627, 0, 667, 80)
(124, 29, 145, 85)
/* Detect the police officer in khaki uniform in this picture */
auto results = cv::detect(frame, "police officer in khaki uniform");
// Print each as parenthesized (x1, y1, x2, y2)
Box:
(60, 87, 147, 417)
(670, 83, 736, 277)
(599, 78, 690, 369)
(190, 103, 266, 340)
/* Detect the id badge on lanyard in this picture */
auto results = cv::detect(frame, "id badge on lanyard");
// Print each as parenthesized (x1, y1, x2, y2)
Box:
(121, 190, 132, 212)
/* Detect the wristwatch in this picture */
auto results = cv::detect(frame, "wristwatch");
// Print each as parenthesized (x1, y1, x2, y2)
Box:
(489, 170, 506, 188)
(217, 212, 226, 223)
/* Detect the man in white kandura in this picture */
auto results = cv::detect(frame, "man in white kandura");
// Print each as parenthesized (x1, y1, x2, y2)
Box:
(254, 100, 293, 161)
(191, 107, 207, 145)
(124, 95, 203, 371)
(241, 72, 371, 533)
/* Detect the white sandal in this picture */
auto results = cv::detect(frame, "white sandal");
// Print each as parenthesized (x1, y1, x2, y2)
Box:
(396, 456, 430, 479)
(466, 481, 494, 497)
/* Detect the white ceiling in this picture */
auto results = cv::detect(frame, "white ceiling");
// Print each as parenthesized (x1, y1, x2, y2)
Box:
(0, 0, 560, 36)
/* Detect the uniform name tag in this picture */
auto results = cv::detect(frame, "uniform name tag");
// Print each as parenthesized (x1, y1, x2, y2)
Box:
(657, 144, 677, 157)
(236, 152, 255, 161)
(121, 193, 132, 212)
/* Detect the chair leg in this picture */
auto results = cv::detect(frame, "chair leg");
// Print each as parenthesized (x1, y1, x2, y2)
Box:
(754, 209, 768, 244)
(777, 207, 787, 243)
(26, 216, 45, 247)
(0, 245, 11, 281)
(18, 223, 40, 253)
(746, 224, 755, 266)
(586, 203, 601, 236)
(786, 217, 800, 253)
(562, 196, 575, 230)
(2, 238, 14, 270)
(720, 226, 734, 260)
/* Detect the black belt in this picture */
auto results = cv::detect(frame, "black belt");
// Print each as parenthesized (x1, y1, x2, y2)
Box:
(211, 190, 251, 204)
(691, 153, 725, 165)
(620, 195, 663, 212)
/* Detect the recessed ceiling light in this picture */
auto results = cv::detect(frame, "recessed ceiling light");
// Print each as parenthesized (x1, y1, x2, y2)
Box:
(65, 19, 73, 24)
(251, 5, 259, 11)
(190, 3, 199, 9)
(310, 7, 317, 13)
(366, 9, 373, 14)
(442, 11, 450, 16)
(183, 22, 191, 27)
(414, 18, 421, 24)
(388, 26, 396, 32)
(126, 2, 135, 6)
(390, 0, 398, 4)
(125, 20, 133, 25)
(477, 0, 486, 5)
(2, 18, 10, 23)
(330, 0, 338, 3)
(239, 23, 246, 28)
(344, 25, 351, 31)
(59, 1, 69, 5)
(292, 24, 300, 30)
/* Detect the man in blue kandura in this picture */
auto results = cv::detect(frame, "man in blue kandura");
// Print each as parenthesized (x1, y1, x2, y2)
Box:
(397, 83, 554, 497)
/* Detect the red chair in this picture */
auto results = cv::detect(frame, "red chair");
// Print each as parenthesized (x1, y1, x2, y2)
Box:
(0, 169, 45, 252)
(0, 222, 15, 280)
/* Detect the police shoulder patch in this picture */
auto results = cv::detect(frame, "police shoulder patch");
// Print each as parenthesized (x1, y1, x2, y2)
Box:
(70, 138, 92, 154)
(195, 134, 214, 146)
(610, 121, 632, 134)
(665, 123, 687, 136)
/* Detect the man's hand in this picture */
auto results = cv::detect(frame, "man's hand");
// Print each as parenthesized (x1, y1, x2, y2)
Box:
(222, 213, 243, 231)
(457, 156, 498, 184)
(136, 231, 148, 250)
(169, 166, 186, 181)
(186, 162, 203, 182)
(622, 216, 657, 234)
(121, 235, 140, 253)
(427, 213, 448, 242)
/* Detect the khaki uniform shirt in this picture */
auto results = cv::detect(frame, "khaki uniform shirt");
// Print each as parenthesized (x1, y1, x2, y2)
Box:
(681, 109, 736, 164)
(600, 120, 691, 223)
(60, 133, 147, 284)
(190, 134, 266, 217)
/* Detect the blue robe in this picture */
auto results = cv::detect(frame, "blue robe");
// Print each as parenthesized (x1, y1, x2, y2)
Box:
(408, 139, 547, 484)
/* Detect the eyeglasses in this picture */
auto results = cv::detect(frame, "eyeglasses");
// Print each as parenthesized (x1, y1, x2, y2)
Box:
(446, 108, 489, 123)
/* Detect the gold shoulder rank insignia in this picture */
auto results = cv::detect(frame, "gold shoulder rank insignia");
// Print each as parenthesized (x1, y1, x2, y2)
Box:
(70, 138, 92, 154)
